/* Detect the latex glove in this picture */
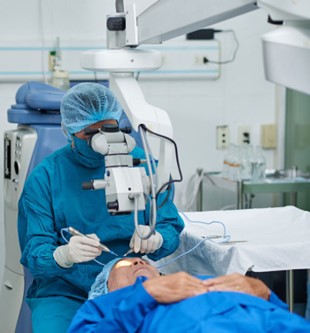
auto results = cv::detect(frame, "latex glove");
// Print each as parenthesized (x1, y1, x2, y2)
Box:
(53, 234, 102, 268)
(129, 225, 163, 254)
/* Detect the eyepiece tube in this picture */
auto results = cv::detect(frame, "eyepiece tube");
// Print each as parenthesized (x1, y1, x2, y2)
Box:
(82, 181, 94, 190)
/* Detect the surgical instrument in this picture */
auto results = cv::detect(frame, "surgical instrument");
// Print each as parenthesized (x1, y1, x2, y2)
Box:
(123, 248, 134, 257)
(220, 240, 248, 245)
(68, 226, 118, 256)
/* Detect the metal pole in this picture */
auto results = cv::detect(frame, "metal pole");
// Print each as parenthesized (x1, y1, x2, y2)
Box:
(290, 192, 297, 206)
(196, 168, 203, 211)
(237, 180, 243, 209)
(286, 270, 294, 312)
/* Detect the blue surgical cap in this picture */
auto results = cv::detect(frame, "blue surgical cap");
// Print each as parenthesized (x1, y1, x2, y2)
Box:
(60, 83, 123, 134)
(88, 258, 122, 299)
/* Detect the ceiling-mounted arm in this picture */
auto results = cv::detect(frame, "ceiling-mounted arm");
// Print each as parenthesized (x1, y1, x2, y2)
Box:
(135, 0, 257, 45)
(107, 0, 258, 51)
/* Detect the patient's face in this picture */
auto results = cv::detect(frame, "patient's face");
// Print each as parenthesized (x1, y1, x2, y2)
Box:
(108, 258, 160, 292)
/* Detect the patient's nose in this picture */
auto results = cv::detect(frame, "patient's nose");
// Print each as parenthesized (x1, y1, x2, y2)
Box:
(133, 259, 146, 266)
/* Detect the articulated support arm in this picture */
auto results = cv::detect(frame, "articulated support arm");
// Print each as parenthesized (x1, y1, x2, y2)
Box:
(109, 72, 173, 191)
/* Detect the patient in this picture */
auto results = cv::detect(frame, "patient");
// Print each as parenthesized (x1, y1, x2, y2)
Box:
(68, 257, 310, 332)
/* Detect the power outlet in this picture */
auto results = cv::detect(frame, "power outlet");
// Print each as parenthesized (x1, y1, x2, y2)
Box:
(216, 125, 230, 149)
(261, 124, 277, 149)
(238, 125, 251, 145)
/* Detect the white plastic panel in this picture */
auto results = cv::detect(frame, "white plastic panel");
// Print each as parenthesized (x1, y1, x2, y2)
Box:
(0, 268, 24, 333)
(4, 127, 37, 274)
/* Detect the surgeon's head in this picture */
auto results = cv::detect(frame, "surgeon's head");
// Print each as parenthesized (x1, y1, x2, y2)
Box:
(60, 82, 123, 137)
(89, 258, 160, 299)
(60, 83, 123, 168)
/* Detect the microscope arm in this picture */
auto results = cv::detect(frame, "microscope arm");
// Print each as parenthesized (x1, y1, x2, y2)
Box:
(109, 72, 173, 191)
(128, 0, 257, 45)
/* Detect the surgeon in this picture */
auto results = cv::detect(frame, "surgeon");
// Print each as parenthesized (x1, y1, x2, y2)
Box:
(18, 82, 184, 333)
(68, 257, 310, 333)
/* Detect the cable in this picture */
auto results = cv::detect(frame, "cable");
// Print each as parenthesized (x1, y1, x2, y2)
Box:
(181, 171, 205, 211)
(141, 126, 158, 187)
(156, 237, 206, 270)
(131, 193, 156, 240)
(181, 170, 235, 211)
(157, 178, 173, 209)
(131, 123, 182, 239)
(156, 211, 231, 270)
(139, 126, 157, 235)
(138, 124, 183, 197)
(60, 227, 70, 244)
(205, 29, 239, 65)
(60, 228, 106, 266)
(179, 211, 231, 243)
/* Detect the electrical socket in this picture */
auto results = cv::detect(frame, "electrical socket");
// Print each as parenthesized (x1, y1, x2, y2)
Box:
(261, 124, 277, 149)
(238, 125, 251, 145)
(194, 55, 208, 65)
(216, 125, 230, 149)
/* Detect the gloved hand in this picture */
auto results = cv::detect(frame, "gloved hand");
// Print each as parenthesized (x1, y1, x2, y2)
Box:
(129, 225, 163, 254)
(53, 234, 102, 268)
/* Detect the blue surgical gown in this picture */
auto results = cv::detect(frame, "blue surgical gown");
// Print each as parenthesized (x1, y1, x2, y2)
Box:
(68, 276, 310, 333)
(18, 144, 184, 332)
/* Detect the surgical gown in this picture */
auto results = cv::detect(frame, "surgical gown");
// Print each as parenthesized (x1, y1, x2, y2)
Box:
(68, 276, 310, 333)
(18, 144, 184, 332)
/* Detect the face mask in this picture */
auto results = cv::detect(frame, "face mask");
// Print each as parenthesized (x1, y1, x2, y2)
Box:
(71, 136, 104, 168)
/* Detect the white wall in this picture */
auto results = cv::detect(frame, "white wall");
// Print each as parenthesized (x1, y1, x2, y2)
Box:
(0, 2, 283, 284)
(139, 11, 280, 208)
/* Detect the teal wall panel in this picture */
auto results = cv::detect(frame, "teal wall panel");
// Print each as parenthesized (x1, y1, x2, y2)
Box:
(285, 89, 310, 210)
